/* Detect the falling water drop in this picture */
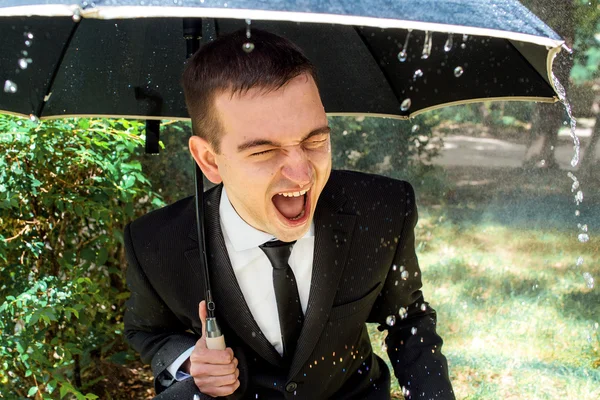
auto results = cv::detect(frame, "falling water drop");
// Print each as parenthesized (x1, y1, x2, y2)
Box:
(246, 18, 252, 39)
(4, 80, 17, 93)
(242, 42, 255, 53)
(397, 29, 412, 62)
(400, 98, 412, 112)
(444, 34, 453, 52)
(411, 327, 418, 335)
(401, 270, 409, 280)
(399, 307, 407, 319)
(29, 114, 39, 123)
(421, 31, 432, 59)
(583, 272, 594, 289)
(454, 66, 464, 77)
(392, 265, 397, 271)
(420, 304, 427, 311)
(575, 190, 583, 205)
(21, 50, 28, 57)
(576, 256, 584, 266)
(461, 34, 468, 49)
(413, 69, 424, 80)
(18, 58, 28, 69)
(25, 40, 31, 47)
(386, 315, 396, 326)
(578, 233, 589, 243)
(24, 32, 34, 40)
(411, 124, 420, 133)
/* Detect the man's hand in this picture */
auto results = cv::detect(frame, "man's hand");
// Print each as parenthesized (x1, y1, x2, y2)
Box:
(186, 300, 240, 397)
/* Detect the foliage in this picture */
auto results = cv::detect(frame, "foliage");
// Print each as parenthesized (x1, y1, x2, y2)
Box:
(0, 115, 164, 399)
(571, 0, 600, 85)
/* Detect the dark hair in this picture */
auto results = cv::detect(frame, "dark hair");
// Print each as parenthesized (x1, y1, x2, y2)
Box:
(182, 28, 318, 153)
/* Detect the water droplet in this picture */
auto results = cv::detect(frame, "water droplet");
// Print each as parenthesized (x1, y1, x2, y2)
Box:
(413, 69, 424, 80)
(400, 98, 412, 112)
(401, 270, 409, 280)
(402, 387, 411, 397)
(386, 315, 396, 326)
(583, 272, 594, 289)
(29, 114, 39, 123)
(246, 18, 252, 39)
(411, 125, 420, 133)
(575, 190, 584, 205)
(460, 43, 466, 49)
(575, 210, 580, 216)
(578, 233, 589, 243)
(18, 58, 28, 69)
(21, 50, 28, 56)
(398, 307, 407, 319)
(242, 42, 255, 53)
(411, 327, 418, 335)
(421, 31, 432, 59)
(73, 12, 81, 22)
(454, 66, 464, 77)
(25, 40, 31, 47)
(580, 224, 588, 232)
(576, 256, 584, 266)
(397, 29, 412, 62)
(4, 80, 17, 93)
(420, 304, 427, 311)
(24, 32, 34, 40)
(392, 265, 397, 271)
(444, 34, 453, 51)
(398, 50, 407, 62)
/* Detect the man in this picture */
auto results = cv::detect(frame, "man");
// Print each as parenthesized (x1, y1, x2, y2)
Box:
(124, 28, 454, 399)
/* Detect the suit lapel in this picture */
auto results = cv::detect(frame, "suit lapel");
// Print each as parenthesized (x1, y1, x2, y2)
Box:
(185, 185, 284, 368)
(289, 183, 356, 379)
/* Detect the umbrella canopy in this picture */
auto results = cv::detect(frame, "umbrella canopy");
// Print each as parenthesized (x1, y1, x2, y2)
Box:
(0, 0, 564, 121)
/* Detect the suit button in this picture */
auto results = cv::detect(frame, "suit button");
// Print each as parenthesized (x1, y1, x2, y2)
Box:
(285, 382, 298, 392)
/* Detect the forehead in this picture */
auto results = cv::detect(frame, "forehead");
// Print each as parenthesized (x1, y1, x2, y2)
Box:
(214, 75, 327, 145)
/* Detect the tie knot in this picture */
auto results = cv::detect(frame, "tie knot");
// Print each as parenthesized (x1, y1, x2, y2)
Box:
(259, 240, 296, 270)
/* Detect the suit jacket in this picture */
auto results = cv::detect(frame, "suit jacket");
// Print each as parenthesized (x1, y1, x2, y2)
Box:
(123, 170, 455, 399)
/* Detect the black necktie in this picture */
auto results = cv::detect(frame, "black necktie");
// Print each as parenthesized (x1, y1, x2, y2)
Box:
(259, 240, 304, 362)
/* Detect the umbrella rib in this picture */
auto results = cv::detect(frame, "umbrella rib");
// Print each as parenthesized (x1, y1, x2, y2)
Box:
(35, 19, 81, 118)
(351, 26, 404, 108)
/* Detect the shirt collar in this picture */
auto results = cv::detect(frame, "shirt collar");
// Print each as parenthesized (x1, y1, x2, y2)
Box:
(219, 186, 314, 252)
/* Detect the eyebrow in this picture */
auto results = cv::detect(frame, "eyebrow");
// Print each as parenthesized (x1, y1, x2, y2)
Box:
(237, 126, 331, 152)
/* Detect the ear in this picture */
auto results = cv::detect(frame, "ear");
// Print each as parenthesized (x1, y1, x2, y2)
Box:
(189, 135, 223, 184)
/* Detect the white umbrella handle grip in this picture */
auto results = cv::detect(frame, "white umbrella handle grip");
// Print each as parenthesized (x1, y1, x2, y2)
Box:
(206, 335, 226, 350)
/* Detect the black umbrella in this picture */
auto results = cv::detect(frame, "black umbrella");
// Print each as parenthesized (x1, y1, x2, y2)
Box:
(1, 0, 565, 121)
(0, 0, 565, 357)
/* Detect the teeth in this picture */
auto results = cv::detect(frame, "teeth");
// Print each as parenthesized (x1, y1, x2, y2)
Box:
(278, 189, 308, 197)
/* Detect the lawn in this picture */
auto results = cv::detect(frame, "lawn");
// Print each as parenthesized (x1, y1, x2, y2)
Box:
(370, 166, 600, 399)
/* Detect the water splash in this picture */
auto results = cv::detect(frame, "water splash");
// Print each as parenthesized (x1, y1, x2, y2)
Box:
(397, 29, 412, 62)
(444, 34, 453, 52)
(552, 74, 580, 167)
(421, 31, 432, 60)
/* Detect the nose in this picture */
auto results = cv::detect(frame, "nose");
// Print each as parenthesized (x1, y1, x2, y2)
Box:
(281, 147, 312, 188)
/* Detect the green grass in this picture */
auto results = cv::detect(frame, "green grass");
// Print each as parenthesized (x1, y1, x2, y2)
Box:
(369, 201, 600, 400)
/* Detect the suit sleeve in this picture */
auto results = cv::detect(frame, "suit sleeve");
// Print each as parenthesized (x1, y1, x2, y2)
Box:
(367, 182, 455, 400)
(123, 222, 199, 394)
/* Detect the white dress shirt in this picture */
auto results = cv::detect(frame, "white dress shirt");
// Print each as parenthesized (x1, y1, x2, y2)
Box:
(167, 188, 315, 379)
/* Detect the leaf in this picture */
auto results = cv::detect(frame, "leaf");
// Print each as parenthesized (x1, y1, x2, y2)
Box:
(80, 247, 96, 262)
(96, 248, 108, 265)
(27, 386, 38, 397)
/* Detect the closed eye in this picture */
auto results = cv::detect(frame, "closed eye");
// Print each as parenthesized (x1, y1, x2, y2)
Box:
(250, 149, 273, 157)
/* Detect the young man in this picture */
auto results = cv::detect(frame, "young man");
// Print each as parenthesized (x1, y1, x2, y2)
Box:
(124, 28, 454, 399)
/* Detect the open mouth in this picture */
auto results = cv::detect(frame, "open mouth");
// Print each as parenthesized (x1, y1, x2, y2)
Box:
(272, 188, 311, 225)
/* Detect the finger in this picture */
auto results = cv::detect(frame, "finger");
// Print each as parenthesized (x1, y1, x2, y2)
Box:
(190, 348, 237, 368)
(196, 379, 241, 397)
(198, 300, 207, 338)
(193, 368, 239, 387)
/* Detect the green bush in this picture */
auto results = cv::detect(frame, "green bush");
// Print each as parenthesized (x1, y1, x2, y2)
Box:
(0, 116, 164, 399)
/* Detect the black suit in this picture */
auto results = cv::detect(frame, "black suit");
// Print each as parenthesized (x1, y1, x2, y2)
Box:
(124, 170, 455, 399)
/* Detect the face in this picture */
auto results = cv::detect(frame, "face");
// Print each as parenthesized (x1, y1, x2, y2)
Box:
(189, 74, 332, 242)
